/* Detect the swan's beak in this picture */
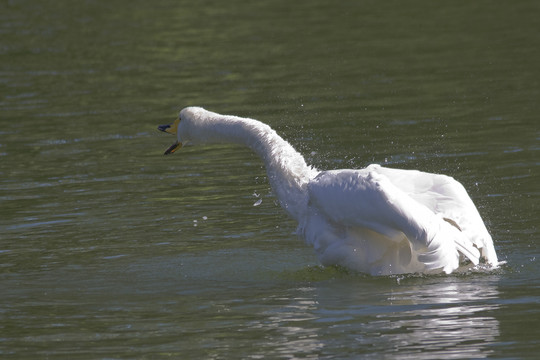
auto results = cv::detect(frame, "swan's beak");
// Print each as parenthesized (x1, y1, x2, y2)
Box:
(164, 141, 182, 155)
(158, 118, 180, 135)
(158, 118, 182, 155)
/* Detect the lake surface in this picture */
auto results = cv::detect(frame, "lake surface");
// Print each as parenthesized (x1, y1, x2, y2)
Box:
(1, 0, 539, 358)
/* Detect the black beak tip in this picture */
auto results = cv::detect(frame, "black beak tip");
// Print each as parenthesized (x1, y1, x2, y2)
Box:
(158, 124, 170, 132)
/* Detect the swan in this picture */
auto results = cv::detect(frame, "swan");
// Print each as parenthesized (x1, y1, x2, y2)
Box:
(158, 107, 499, 275)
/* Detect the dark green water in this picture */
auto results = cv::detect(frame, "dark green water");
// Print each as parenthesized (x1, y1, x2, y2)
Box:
(1, 0, 539, 358)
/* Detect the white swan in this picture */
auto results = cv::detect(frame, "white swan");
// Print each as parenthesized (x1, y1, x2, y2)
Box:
(158, 107, 499, 275)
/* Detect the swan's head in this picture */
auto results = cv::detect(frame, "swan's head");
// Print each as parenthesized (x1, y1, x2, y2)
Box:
(159, 106, 264, 155)
(158, 107, 199, 155)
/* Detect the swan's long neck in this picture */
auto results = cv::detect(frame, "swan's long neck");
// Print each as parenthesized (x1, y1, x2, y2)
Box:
(185, 108, 317, 220)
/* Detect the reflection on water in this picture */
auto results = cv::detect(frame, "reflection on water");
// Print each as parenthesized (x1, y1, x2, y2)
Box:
(375, 279, 500, 358)
(242, 276, 501, 358)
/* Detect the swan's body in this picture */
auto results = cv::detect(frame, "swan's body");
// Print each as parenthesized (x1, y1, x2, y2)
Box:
(159, 107, 499, 275)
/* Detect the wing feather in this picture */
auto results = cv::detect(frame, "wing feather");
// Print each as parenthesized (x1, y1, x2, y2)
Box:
(366, 164, 498, 265)
(308, 165, 488, 273)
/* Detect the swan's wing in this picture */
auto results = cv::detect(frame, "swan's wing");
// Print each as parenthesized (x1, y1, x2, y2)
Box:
(366, 164, 498, 264)
(307, 168, 482, 273)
